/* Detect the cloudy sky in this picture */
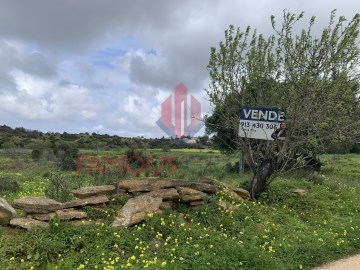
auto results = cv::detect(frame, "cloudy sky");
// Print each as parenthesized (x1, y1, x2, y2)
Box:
(0, 0, 358, 138)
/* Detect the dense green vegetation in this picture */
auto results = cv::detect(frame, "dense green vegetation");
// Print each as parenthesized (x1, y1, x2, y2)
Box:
(0, 125, 209, 152)
(0, 148, 359, 270)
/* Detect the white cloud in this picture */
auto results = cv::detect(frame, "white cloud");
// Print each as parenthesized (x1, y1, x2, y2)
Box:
(0, 70, 100, 121)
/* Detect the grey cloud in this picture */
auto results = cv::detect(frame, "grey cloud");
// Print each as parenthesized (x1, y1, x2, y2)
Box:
(0, 71, 16, 94)
(127, 52, 173, 89)
(20, 51, 56, 78)
(86, 83, 105, 90)
(0, 41, 57, 77)
(57, 79, 71, 87)
(0, 40, 57, 98)
(0, 0, 193, 51)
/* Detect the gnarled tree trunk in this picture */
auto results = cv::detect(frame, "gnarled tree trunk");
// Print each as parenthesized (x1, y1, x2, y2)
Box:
(249, 159, 275, 199)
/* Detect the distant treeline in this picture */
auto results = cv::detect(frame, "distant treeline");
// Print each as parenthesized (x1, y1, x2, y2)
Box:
(0, 125, 210, 151)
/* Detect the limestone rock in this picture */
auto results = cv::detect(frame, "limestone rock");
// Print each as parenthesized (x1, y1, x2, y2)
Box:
(112, 194, 162, 227)
(30, 209, 87, 221)
(229, 187, 250, 200)
(110, 193, 133, 205)
(72, 185, 115, 199)
(221, 188, 244, 203)
(292, 188, 307, 195)
(10, 217, 49, 229)
(62, 195, 109, 209)
(173, 180, 220, 193)
(160, 201, 173, 210)
(189, 200, 204, 206)
(29, 212, 56, 221)
(177, 187, 207, 202)
(146, 188, 179, 200)
(200, 177, 217, 184)
(202, 177, 250, 199)
(71, 219, 106, 226)
(0, 198, 16, 225)
(110, 189, 128, 198)
(118, 178, 220, 193)
(56, 209, 88, 220)
(218, 200, 239, 211)
(118, 178, 176, 192)
(12, 197, 62, 214)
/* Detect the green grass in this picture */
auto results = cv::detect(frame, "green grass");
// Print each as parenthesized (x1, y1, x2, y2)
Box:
(319, 154, 360, 191)
(0, 151, 360, 270)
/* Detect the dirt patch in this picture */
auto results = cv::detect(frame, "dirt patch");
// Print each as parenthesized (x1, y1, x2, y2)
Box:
(313, 253, 360, 270)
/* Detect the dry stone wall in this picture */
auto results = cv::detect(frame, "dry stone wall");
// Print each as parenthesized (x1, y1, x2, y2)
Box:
(0, 177, 250, 230)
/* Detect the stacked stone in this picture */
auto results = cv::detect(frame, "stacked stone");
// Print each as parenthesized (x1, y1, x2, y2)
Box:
(7, 185, 116, 229)
(113, 177, 250, 227)
(0, 178, 250, 230)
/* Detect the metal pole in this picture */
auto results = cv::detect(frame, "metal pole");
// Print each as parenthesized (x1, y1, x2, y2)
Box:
(239, 149, 244, 173)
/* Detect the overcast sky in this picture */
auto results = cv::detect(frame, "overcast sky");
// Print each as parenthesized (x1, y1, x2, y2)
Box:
(0, 0, 358, 138)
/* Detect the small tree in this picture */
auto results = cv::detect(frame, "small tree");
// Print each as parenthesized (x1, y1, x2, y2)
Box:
(31, 148, 43, 160)
(206, 10, 360, 198)
(54, 141, 79, 171)
(1, 141, 17, 156)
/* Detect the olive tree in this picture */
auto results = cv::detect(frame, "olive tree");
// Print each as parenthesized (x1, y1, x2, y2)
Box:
(206, 10, 360, 198)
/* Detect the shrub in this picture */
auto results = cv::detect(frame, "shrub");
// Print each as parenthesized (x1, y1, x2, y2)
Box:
(54, 142, 79, 171)
(31, 148, 43, 160)
(350, 142, 360, 154)
(91, 166, 128, 186)
(304, 156, 322, 172)
(124, 148, 148, 174)
(59, 156, 77, 171)
(161, 144, 171, 152)
(125, 148, 145, 161)
(44, 172, 73, 202)
(0, 176, 20, 194)
(42, 149, 55, 161)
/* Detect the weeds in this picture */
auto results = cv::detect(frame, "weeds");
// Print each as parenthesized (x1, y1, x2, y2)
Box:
(0, 152, 359, 270)
(0, 176, 20, 194)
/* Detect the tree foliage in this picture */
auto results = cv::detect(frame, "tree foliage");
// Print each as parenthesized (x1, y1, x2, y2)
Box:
(206, 10, 360, 197)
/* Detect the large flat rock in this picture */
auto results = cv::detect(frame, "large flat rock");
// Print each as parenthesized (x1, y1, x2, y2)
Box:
(112, 194, 162, 227)
(146, 188, 179, 200)
(202, 177, 250, 199)
(30, 209, 87, 221)
(118, 178, 176, 192)
(177, 187, 207, 202)
(72, 185, 115, 199)
(10, 217, 49, 229)
(0, 198, 16, 225)
(12, 197, 62, 214)
(229, 187, 250, 200)
(62, 195, 109, 209)
(118, 178, 220, 193)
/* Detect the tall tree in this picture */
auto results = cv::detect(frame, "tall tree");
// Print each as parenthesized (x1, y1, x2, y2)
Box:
(206, 10, 360, 198)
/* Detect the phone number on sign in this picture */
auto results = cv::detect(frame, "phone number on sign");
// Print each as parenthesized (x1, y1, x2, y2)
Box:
(240, 121, 278, 129)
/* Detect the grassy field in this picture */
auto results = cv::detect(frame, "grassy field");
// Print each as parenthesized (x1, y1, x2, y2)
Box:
(0, 149, 359, 270)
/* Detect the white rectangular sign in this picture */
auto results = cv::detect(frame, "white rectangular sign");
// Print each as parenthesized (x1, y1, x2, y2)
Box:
(239, 107, 286, 140)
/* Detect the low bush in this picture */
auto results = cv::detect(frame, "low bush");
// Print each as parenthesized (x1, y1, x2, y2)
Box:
(0, 176, 20, 194)
(44, 172, 74, 202)
(31, 148, 42, 160)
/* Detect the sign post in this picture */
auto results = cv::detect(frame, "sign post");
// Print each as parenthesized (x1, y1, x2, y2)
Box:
(239, 107, 286, 140)
(239, 149, 244, 173)
(238, 107, 286, 174)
